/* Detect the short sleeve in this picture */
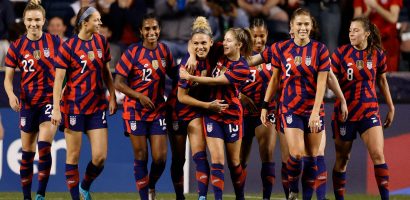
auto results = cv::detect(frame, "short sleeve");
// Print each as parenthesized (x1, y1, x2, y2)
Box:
(4, 43, 18, 68)
(224, 61, 250, 84)
(55, 42, 71, 69)
(115, 47, 134, 78)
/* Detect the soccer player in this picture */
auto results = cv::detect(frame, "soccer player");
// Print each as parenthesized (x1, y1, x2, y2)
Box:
(169, 16, 228, 200)
(250, 8, 330, 200)
(180, 27, 253, 200)
(114, 13, 175, 200)
(331, 17, 394, 200)
(51, 6, 117, 200)
(3, 2, 62, 200)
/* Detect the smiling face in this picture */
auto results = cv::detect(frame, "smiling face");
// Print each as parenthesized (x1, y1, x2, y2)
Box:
(223, 30, 241, 58)
(349, 21, 370, 49)
(140, 18, 160, 46)
(191, 33, 213, 59)
(82, 12, 102, 34)
(251, 26, 268, 53)
(24, 10, 45, 38)
(290, 14, 312, 42)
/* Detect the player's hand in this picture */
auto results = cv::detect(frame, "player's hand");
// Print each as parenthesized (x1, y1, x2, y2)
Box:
(109, 97, 117, 115)
(208, 99, 229, 113)
(383, 108, 395, 129)
(260, 108, 269, 127)
(365, 0, 378, 9)
(340, 100, 348, 122)
(8, 94, 20, 112)
(308, 114, 321, 133)
(138, 94, 155, 109)
(239, 93, 258, 114)
(186, 56, 197, 74)
(179, 68, 191, 80)
(51, 109, 62, 126)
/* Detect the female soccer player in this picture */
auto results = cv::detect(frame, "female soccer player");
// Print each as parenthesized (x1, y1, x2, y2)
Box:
(331, 17, 394, 200)
(168, 16, 228, 200)
(51, 6, 117, 200)
(248, 8, 330, 200)
(114, 13, 174, 200)
(4, 2, 62, 200)
(180, 27, 253, 200)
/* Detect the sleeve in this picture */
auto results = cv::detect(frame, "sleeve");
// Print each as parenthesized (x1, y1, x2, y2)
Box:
(392, 0, 403, 7)
(103, 35, 112, 63)
(55, 42, 71, 69)
(318, 44, 331, 72)
(4, 43, 18, 68)
(114, 47, 134, 78)
(330, 48, 342, 77)
(353, 0, 364, 9)
(165, 45, 177, 79)
(377, 51, 387, 74)
(261, 43, 281, 69)
(178, 55, 190, 89)
(224, 62, 250, 84)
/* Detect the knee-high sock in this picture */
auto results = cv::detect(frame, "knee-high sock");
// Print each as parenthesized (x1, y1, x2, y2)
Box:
(332, 170, 346, 200)
(81, 161, 104, 191)
(170, 158, 185, 199)
(193, 151, 210, 197)
(302, 156, 317, 200)
(316, 156, 327, 200)
(229, 164, 246, 200)
(281, 162, 290, 199)
(37, 141, 52, 196)
(134, 160, 149, 200)
(374, 163, 389, 200)
(261, 162, 275, 199)
(287, 155, 302, 193)
(21, 151, 35, 200)
(65, 163, 80, 200)
(148, 160, 166, 189)
(211, 163, 224, 200)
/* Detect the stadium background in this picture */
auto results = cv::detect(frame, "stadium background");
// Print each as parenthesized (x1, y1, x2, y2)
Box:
(0, 72, 409, 196)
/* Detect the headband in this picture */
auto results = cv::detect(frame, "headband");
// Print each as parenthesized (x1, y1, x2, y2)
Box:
(77, 7, 97, 26)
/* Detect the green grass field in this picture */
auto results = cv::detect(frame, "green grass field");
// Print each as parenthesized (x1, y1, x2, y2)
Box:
(0, 193, 409, 200)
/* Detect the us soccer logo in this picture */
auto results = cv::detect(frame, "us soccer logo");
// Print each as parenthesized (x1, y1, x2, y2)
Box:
(367, 61, 372, 70)
(97, 49, 102, 58)
(161, 58, 167, 67)
(172, 121, 179, 131)
(44, 48, 50, 58)
(87, 51, 95, 61)
(286, 114, 293, 124)
(206, 123, 213, 133)
(130, 121, 137, 131)
(152, 60, 159, 70)
(356, 60, 364, 70)
(20, 117, 26, 127)
(33, 50, 41, 60)
(69, 116, 76, 126)
(340, 126, 346, 136)
(294, 56, 302, 66)
(305, 56, 312, 66)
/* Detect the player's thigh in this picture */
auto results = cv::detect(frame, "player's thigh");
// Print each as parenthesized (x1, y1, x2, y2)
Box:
(255, 123, 277, 162)
(284, 128, 305, 158)
(38, 121, 57, 143)
(206, 136, 225, 164)
(64, 128, 83, 164)
(188, 118, 206, 155)
(129, 134, 148, 160)
(20, 130, 38, 152)
(278, 130, 289, 162)
(149, 134, 168, 162)
(226, 139, 242, 167)
(317, 130, 327, 156)
(361, 126, 385, 164)
(305, 130, 324, 157)
(87, 128, 108, 164)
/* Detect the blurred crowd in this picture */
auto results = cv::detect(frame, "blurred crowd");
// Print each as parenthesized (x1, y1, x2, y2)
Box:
(1, 0, 410, 71)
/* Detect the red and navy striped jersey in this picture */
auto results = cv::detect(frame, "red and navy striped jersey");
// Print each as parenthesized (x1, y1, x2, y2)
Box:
(55, 33, 111, 114)
(5, 33, 62, 109)
(208, 56, 250, 124)
(115, 42, 175, 121)
(331, 44, 387, 121)
(241, 50, 276, 116)
(261, 39, 330, 117)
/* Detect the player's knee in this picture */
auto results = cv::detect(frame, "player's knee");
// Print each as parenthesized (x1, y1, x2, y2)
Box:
(369, 151, 385, 164)
(133, 148, 147, 160)
(92, 154, 107, 167)
(289, 151, 303, 160)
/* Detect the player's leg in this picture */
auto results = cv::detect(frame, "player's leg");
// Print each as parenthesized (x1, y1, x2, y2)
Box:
(64, 127, 83, 200)
(277, 115, 290, 199)
(130, 132, 149, 200)
(316, 130, 328, 200)
(225, 123, 245, 200)
(169, 121, 187, 200)
(303, 127, 323, 200)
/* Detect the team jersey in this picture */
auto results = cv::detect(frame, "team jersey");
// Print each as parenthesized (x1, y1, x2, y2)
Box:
(115, 42, 175, 121)
(331, 44, 387, 121)
(207, 56, 250, 124)
(5, 33, 61, 109)
(261, 39, 330, 117)
(241, 50, 275, 116)
(55, 33, 111, 114)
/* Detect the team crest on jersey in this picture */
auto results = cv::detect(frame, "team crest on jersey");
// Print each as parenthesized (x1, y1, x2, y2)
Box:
(294, 56, 302, 66)
(356, 60, 364, 70)
(97, 49, 102, 58)
(161, 58, 167, 67)
(257, 64, 263, 71)
(305, 56, 312, 66)
(206, 123, 213, 132)
(33, 50, 41, 60)
(172, 121, 179, 131)
(87, 51, 95, 61)
(20, 117, 26, 127)
(266, 63, 272, 71)
(367, 61, 372, 69)
(340, 126, 346, 136)
(69, 116, 76, 126)
(286, 114, 293, 124)
(130, 121, 137, 131)
(152, 60, 159, 70)
(43, 48, 50, 58)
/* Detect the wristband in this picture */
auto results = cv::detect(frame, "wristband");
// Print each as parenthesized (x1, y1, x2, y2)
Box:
(261, 101, 269, 109)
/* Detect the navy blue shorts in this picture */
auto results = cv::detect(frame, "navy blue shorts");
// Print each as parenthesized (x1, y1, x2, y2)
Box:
(243, 113, 276, 139)
(281, 113, 324, 133)
(203, 116, 242, 143)
(124, 117, 167, 136)
(166, 119, 190, 136)
(61, 111, 107, 132)
(332, 115, 381, 141)
(20, 104, 53, 133)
